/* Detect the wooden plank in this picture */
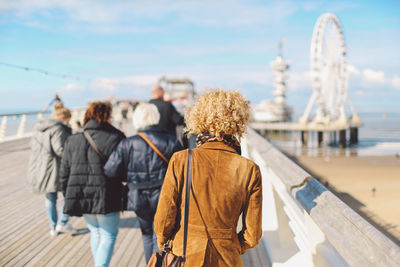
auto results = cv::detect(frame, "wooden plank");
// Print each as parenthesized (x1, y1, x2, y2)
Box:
(112, 229, 141, 265)
(35, 230, 81, 266)
(0, 199, 46, 245)
(125, 230, 145, 267)
(0, 216, 49, 265)
(23, 219, 86, 266)
(110, 215, 141, 266)
(45, 219, 89, 266)
(0, 133, 266, 267)
(6, 221, 55, 266)
(53, 223, 90, 267)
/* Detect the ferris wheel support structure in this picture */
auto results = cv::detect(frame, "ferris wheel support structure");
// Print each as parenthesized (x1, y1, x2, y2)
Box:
(299, 13, 359, 125)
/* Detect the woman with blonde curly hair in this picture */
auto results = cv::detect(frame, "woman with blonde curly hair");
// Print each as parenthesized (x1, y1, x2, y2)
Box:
(154, 89, 262, 266)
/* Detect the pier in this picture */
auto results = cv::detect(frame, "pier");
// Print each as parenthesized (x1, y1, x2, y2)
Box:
(251, 121, 362, 148)
(1, 108, 399, 266)
(0, 111, 269, 267)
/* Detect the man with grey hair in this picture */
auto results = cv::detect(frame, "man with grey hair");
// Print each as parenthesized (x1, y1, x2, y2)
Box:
(104, 103, 183, 264)
(149, 84, 184, 138)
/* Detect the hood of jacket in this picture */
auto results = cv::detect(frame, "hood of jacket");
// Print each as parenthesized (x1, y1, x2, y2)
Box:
(137, 125, 170, 134)
(35, 118, 68, 132)
(83, 119, 116, 132)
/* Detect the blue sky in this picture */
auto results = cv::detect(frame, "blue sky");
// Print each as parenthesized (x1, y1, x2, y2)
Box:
(0, 0, 399, 113)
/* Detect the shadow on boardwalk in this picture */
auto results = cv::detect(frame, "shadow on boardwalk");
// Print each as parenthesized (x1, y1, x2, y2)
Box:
(0, 137, 269, 266)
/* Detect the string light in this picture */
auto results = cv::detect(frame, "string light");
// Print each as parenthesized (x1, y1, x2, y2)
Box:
(0, 61, 91, 82)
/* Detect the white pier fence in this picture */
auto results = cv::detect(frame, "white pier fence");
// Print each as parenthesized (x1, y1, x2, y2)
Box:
(0, 105, 132, 143)
(242, 127, 400, 267)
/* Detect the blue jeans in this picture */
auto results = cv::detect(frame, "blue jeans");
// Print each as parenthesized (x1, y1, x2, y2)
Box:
(83, 212, 120, 267)
(135, 188, 160, 263)
(137, 216, 158, 264)
(45, 192, 69, 229)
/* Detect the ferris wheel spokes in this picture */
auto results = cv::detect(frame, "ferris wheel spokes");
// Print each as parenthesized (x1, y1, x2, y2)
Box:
(300, 12, 358, 126)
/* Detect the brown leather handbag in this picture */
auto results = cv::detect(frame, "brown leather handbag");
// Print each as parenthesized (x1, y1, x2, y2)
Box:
(147, 149, 193, 267)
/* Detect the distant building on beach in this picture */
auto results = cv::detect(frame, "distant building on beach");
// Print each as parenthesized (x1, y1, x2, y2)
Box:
(252, 39, 293, 123)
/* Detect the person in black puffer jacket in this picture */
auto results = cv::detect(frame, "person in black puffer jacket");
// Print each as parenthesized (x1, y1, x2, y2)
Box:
(60, 102, 125, 267)
(104, 103, 183, 264)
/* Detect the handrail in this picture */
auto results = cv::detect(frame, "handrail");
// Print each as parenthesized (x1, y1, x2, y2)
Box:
(0, 110, 51, 117)
(0, 105, 131, 143)
(242, 127, 400, 267)
(0, 107, 87, 143)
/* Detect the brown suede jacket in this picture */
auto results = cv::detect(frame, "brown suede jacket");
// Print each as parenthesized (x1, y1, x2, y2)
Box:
(154, 141, 262, 267)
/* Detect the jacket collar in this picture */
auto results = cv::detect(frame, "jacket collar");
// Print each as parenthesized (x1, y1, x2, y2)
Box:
(84, 119, 112, 131)
(197, 141, 239, 154)
(138, 125, 169, 134)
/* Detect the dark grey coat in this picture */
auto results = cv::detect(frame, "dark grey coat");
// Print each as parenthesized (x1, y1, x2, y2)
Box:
(60, 120, 125, 216)
(27, 118, 72, 193)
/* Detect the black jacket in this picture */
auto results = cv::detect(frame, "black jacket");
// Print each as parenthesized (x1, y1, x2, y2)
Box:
(149, 98, 184, 136)
(104, 126, 183, 210)
(60, 120, 125, 216)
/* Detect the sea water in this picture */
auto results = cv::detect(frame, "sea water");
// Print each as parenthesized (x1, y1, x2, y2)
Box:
(265, 111, 400, 157)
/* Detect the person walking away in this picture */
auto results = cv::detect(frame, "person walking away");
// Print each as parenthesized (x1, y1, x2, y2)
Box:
(149, 84, 186, 143)
(104, 103, 183, 264)
(27, 104, 75, 236)
(60, 102, 125, 267)
(41, 93, 63, 113)
(154, 90, 262, 266)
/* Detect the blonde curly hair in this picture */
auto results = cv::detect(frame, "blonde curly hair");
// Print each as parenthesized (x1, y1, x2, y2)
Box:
(184, 89, 250, 140)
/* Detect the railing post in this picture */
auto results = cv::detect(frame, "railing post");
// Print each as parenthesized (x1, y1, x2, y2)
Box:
(17, 114, 26, 137)
(0, 116, 7, 141)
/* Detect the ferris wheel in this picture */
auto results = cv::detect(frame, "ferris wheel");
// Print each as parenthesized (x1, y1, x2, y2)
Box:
(300, 13, 357, 125)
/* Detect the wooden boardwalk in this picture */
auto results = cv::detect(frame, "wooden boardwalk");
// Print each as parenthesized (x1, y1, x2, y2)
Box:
(0, 135, 269, 266)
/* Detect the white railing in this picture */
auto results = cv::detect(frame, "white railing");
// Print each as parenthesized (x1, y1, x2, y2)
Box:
(242, 128, 400, 267)
(0, 111, 47, 142)
(0, 105, 133, 143)
(0, 108, 86, 143)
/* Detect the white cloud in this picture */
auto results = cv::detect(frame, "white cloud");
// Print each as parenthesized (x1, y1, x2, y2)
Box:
(91, 78, 117, 92)
(348, 64, 361, 75)
(0, 0, 300, 32)
(363, 69, 385, 83)
(391, 76, 400, 90)
(116, 75, 159, 87)
(59, 83, 85, 92)
(361, 68, 386, 88)
(287, 71, 312, 91)
(90, 75, 159, 94)
(355, 90, 365, 95)
(301, 1, 322, 11)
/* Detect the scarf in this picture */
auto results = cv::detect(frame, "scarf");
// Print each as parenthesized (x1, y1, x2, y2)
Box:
(196, 132, 241, 155)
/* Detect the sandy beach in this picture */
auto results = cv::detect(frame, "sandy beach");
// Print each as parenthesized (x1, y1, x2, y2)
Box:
(292, 155, 400, 245)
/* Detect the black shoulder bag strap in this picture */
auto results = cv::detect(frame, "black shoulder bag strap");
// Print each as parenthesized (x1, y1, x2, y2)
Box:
(83, 130, 106, 161)
(182, 148, 193, 263)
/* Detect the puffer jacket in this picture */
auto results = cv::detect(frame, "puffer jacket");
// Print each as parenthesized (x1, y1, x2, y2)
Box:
(60, 119, 125, 216)
(27, 118, 72, 193)
(104, 126, 183, 210)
